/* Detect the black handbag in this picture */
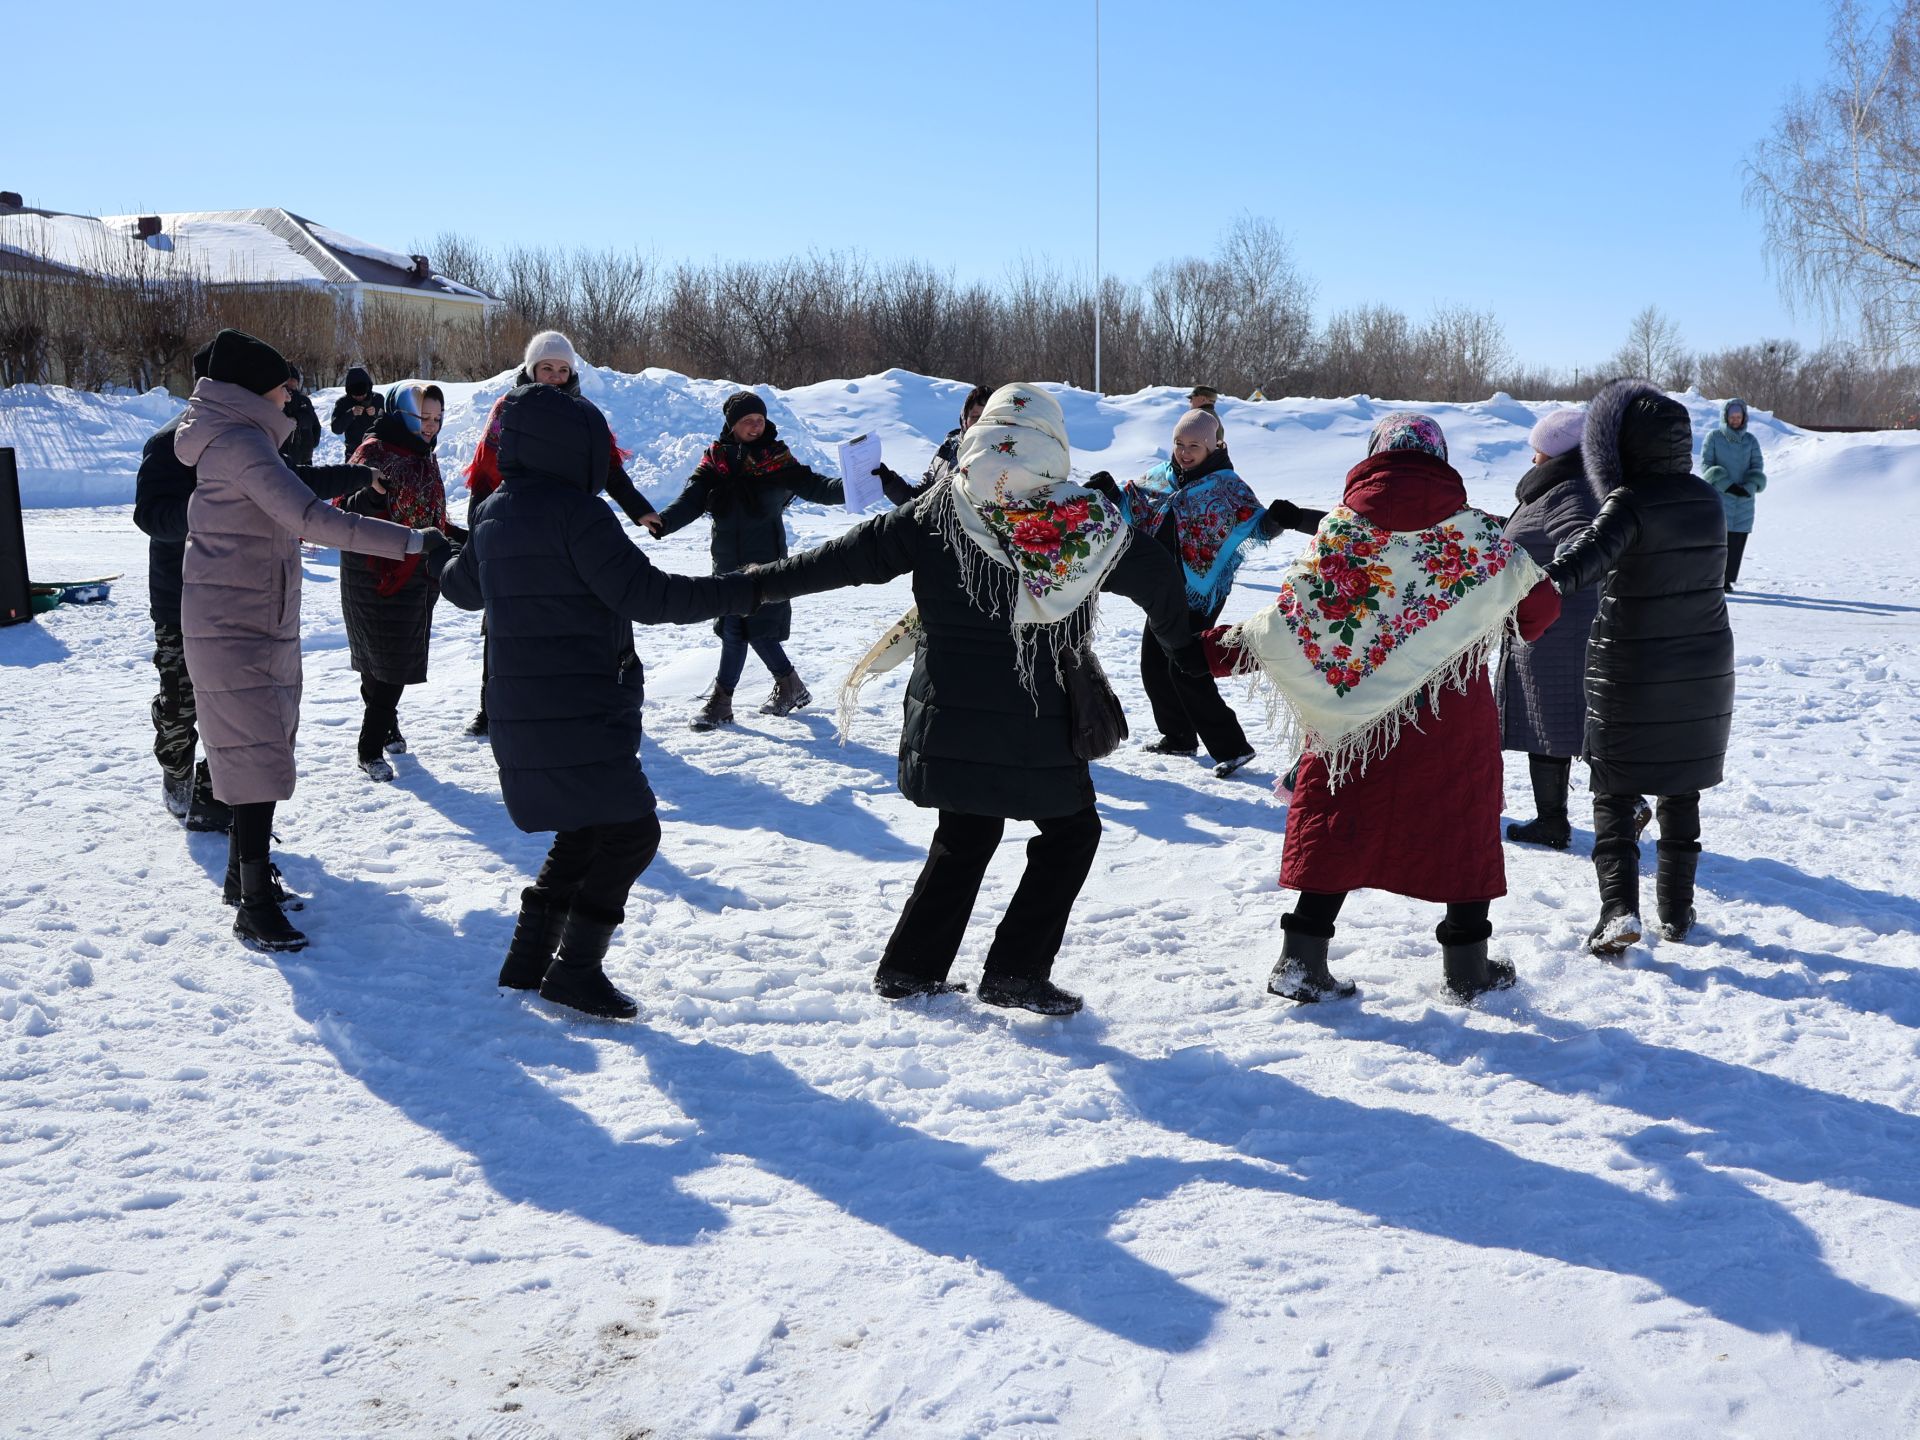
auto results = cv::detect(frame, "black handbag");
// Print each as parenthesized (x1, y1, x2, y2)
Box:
(1061, 642, 1128, 761)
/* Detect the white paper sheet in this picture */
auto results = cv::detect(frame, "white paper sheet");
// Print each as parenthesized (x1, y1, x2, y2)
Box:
(837, 433, 886, 513)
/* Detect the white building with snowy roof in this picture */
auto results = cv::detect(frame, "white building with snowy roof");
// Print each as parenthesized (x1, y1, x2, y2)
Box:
(0, 195, 498, 327)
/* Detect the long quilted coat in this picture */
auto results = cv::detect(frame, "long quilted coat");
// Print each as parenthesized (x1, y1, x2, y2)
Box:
(1280, 452, 1562, 903)
(175, 380, 416, 805)
(1496, 448, 1600, 757)
(438, 385, 755, 833)
(1548, 383, 1734, 797)
(341, 426, 446, 686)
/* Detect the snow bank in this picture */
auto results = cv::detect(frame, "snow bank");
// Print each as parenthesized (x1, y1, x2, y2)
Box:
(4, 367, 1914, 517)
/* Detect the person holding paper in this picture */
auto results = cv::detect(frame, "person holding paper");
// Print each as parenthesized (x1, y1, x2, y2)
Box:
(874, 383, 992, 505)
(651, 390, 845, 729)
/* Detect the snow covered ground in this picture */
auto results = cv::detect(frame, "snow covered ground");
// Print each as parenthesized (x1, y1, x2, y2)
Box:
(4, 372, 1920, 1437)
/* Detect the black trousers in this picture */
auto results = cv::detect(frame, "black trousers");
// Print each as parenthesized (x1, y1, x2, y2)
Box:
(357, 678, 406, 760)
(1725, 530, 1749, 587)
(1140, 614, 1250, 760)
(151, 621, 198, 775)
(1284, 889, 1494, 946)
(1593, 791, 1700, 867)
(883, 807, 1103, 982)
(532, 814, 663, 923)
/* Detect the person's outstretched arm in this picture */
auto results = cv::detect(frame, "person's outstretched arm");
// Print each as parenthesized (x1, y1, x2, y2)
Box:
(226, 432, 417, 561)
(1543, 490, 1640, 595)
(570, 494, 754, 624)
(650, 472, 712, 538)
(752, 500, 919, 599)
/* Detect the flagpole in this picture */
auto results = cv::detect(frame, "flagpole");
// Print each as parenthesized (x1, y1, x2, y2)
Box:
(1093, 0, 1102, 395)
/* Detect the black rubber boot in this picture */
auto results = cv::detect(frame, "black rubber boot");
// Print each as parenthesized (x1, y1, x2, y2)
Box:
(1267, 928, 1356, 1003)
(1656, 840, 1701, 942)
(1588, 848, 1642, 957)
(233, 859, 308, 953)
(1442, 938, 1516, 1003)
(538, 909, 638, 1019)
(872, 965, 968, 999)
(1506, 754, 1572, 850)
(978, 973, 1083, 1015)
(498, 887, 569, 990)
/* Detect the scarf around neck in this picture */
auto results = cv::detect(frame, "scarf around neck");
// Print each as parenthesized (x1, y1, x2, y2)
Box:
(1123, 454, 1267, 613)
(1225, 499, 1543, 789)
(841, 384, 1128, 726)
(942, 384, 1127, 627)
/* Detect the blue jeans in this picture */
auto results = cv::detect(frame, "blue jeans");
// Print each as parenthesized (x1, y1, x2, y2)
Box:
(716, 616, 792, 690)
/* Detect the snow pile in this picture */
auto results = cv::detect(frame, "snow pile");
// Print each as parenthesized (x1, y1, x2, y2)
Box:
(0, 384, 187, 508)
(0, 365, 1853, 516)
(4, 380, 1920, 1434)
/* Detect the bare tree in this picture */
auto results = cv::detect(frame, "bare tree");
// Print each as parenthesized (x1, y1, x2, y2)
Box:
(1748, 0, 1920, 357)
(1611, 305, 1692, 388)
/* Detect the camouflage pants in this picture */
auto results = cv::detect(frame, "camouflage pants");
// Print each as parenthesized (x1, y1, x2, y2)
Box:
(151, 621, 199, 776)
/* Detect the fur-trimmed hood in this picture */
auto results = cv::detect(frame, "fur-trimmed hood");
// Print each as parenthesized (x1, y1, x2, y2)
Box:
(1581, 378, 1695, 502)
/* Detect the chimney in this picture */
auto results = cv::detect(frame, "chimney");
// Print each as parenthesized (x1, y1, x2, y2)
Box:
(0, 191, 22, 209)
(135, 215, 163, 240)
(409, 254, 430, 282)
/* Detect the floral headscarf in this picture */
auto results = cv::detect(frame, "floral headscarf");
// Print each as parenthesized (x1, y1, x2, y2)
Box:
(1366, 412, 1448, 462)
(947, 384, 1128, 632)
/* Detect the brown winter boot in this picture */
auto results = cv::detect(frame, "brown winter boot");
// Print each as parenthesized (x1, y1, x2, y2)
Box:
(690, 684, 735, 732)
(759, 669, 812, 717)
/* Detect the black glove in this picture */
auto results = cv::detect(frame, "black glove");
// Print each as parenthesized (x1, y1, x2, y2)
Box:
(1728, 484, 1751, 498)
(1169, 639, 1211, 677)
(1542, 560, 1570, 595)
(1264, 498, 1303, 533)
(417, 528, 455, 580)
(1085, 470, 1121, 504)
(444, 522, 470, 545)
(874, 463, 915, 506)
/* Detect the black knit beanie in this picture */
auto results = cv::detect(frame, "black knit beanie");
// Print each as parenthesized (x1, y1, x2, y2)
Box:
(204, 328, 292, 396)
(189, 339, 214, 381)
(721, 390, 768, 433)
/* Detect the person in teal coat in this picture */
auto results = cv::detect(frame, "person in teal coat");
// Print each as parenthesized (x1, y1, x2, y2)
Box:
(1699, 397, 1766, 589)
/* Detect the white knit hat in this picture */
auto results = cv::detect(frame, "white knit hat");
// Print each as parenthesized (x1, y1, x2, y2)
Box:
(1527, 407, 1586, 458)
(523, 330, 580, 376)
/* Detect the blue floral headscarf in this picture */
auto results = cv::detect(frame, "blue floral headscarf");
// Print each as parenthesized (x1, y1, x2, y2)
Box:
(1365, 411, 1448, 462)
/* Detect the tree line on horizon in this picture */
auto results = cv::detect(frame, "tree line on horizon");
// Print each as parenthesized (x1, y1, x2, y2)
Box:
(2, 1, 1915, 427)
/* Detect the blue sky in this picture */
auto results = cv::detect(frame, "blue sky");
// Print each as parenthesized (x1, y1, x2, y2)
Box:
(9, 0, 1844, 374)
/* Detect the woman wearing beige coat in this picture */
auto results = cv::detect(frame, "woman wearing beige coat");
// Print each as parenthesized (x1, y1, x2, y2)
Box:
(176, 330, 449, 953)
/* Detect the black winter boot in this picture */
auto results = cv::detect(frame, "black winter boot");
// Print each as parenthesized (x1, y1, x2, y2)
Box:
(978, 973, 1083, 1015)
(872, 965, 968, 999)
(1656, 840, 1701, 942)
(1267, 929, 1357, 1003)
(498, 887, 569, 990)
(1442, 938, 1516, 1003)
(1588, 849, 1642, 957)
(759, 669, 812, 717)
(538, 909, 638, 1019)
(166, 760, 233, 833)
(1506, 754, 1572, 850)
(222, 831, 304, 911)
(690, 684, 735, 732)
(464, 709, 489, 737)
(233, 859, 308, 953)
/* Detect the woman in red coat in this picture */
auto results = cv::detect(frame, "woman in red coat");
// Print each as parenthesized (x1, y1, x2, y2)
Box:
(1220, 413, 1562, 1002)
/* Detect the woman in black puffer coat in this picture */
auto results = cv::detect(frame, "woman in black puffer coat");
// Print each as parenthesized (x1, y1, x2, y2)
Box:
(653, 391, 844, 729)
(438, 384, 755, 1020)
(1497, 407, 1601, 849)
(1545, 379, 1734, 956)
(752, 384, 1195, 1016)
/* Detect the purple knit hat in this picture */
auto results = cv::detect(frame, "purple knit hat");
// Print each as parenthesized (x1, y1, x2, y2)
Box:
(1528, 407, 1586, 458)
(1366, 411, 1448, 462)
